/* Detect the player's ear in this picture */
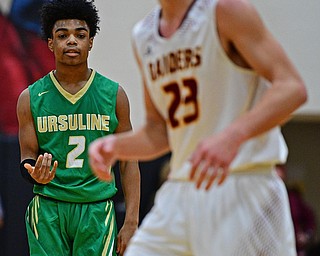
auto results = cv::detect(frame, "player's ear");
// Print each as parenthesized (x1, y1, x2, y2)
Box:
(48, 38, 54, 52)
(89, 37, 93, 51)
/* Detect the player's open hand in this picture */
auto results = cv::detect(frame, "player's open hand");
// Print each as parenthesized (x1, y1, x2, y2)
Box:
(24, 153, 57, 184)
(89, 135, 116, 182)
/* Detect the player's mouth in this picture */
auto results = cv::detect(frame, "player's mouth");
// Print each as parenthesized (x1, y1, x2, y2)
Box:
(64, 49, 80, 57)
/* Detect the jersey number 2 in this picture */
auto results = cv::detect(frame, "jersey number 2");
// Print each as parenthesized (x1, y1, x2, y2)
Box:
(66, 136, 85, 168)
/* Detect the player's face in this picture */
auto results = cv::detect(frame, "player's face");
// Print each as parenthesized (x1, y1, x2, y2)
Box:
(48, 19, 93, 66)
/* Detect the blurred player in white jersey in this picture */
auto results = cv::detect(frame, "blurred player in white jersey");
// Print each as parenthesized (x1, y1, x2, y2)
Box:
(89, 0, 307, 255)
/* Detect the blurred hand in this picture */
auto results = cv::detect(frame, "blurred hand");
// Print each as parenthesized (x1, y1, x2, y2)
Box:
(89, 135, 117, 182)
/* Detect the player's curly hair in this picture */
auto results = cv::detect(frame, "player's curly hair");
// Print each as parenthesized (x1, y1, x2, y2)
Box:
(40, 0, 100, 39)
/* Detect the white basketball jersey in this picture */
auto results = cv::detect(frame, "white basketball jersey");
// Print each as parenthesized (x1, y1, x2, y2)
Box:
(132, 0, 288, 180)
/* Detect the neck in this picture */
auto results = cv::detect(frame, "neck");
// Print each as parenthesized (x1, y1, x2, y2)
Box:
(54, 64, 91, 85)
(158, 0, 196, 38)
(53, 65, 92, 95)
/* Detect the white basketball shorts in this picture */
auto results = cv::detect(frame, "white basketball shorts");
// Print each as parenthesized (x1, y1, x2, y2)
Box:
(125, 168, 296, 256)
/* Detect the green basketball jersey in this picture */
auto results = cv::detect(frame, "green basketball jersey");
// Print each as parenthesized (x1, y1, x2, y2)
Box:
(28, 70, 119, 202)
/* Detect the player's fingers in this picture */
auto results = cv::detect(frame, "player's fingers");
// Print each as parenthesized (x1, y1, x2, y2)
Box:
(48, 160, 58, 180)
(217, 167, 229, 186)
(39, 153, 51, 180)
(91, 161, 113, 182)
(189, 165, 197, 180)
(196, 161, 211, 189)
(90, 156, 105, 173)
(43, 153, 53, 180)
(32, 155, 44, 179)
(35, 154, 44, 170)
(42, 153, 51, 167)
(119, 245, 125, 256)
(89, 140, 114, 182)
(24, 163, 34, 174)
(89, 140, 106, 166)
(205, 166, 219, 190)
(101, 166, 113, 182)
(189, 152, 203, 180)
(90, 148, 110, 171)
(116, 237, 120, 253)
(116, 236, 123, 254)
(52, 160, 58, 172)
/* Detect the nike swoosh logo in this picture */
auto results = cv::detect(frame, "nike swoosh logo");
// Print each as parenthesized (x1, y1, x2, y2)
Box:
(38, 91, 50, 97)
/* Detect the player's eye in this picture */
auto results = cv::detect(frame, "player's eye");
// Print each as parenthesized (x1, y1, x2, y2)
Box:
(58, 34, 67, 39)
(77, 34, 86, 39)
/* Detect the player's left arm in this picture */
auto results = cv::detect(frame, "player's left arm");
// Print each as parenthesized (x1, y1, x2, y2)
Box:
(114, 85, 140, 255)
(217, 0, 307, 139)
(189, 0, 307, 189)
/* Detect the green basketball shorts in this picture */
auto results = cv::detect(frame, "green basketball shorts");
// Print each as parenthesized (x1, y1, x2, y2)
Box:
(26, 195, 117, 256)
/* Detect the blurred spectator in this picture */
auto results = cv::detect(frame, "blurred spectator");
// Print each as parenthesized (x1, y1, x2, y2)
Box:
(276, 164, 317, 256)
(0, 0, 54, 135)
(0, 1, 54, 254)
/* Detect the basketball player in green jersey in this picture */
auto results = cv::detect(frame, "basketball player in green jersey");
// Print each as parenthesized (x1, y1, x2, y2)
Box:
(16, 0, 140, 255)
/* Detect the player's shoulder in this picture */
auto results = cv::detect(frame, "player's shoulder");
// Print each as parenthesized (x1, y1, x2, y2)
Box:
(28, 72, 52, 94)
(216, 0, 260, 35)
(92, 70, 117, 85)
(216, 0, 253, 17)
(17, 87, 30, 103)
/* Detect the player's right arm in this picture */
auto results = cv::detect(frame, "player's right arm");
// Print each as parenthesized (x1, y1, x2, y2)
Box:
(114, 41, 170, 160)
(89, 42, 170, 181)
(16, 89, 57, 184)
